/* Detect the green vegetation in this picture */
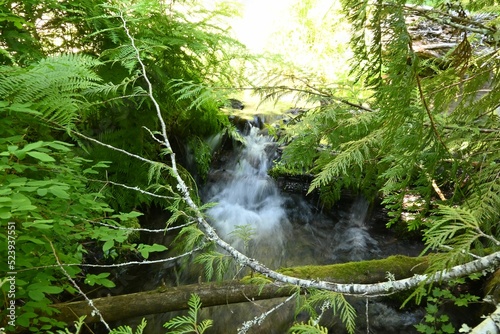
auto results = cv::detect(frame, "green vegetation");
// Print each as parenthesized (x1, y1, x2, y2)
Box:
(163, 294, 212, 334)
(414, 284, 480, 334)
(0, 0, 499, 333)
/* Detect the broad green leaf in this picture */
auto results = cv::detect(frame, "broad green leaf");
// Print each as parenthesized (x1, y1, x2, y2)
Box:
(46, 141, 72, 151)
(22, 221, 53, 230)
(49, 186, 70, 199)
(15, 312, 37, 327)
(22, 141, 44, 152)
(26, 151, 55, 162)
(8, 177, 28, 187)
(103, 239, 114, 252)
(11, 193, 37, 212)
(85, 273, 116, 288)
(138, 243, 167, 259)
(0, 196, 12, 203)
(17, 236, 45, 245)
(0, 188, 12, 195)
(13, 150, 26, 160)
(37, 188, 48, 196)
(28, 289, 45, 301)
(0, 207, 12, 219)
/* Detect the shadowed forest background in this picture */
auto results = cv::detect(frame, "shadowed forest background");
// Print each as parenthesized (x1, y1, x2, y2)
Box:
(0, 0, 499, 333)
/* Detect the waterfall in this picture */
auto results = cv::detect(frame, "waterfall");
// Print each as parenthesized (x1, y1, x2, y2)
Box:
(203, 126, 291, 268)
(133, 123, 425, 334)
(202, 126, 383, 268)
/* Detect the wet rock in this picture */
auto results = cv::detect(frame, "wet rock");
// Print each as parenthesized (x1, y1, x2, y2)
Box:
(228, 98, 244, 110)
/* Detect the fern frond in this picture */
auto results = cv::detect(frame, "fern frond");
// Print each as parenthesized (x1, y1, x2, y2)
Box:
(289, 319, 328, 334)
(163, 294, 213, 334)
(0, 54, 103, 127)
(109, 318, 147, 334)
(173, 225, 206, 253)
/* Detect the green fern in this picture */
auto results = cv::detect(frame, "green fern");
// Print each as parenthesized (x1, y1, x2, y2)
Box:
(296, 290, 357, 334)
(289, 319, 328, 334)
(0, 54, 102, 127)
(163, 294, 213, 334)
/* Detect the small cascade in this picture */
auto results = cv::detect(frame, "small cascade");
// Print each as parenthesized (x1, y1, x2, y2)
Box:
(203, 126, 291, 268)
(133, 120, 425, 334)
(329, 197, 381, 262)
(202, 125, 383, 268)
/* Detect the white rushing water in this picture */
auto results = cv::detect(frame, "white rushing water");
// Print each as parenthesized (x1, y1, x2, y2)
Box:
(203, 126, 291, 267)
(202, 125, 382, 268)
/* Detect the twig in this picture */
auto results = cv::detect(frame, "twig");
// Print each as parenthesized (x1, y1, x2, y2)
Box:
(403, 4, 497, 36)
(88, 178, 177, 200)
(17, 246, 204, 272)
(366, 298, 369, 334)
(46, 237, 111, 331)
(237, 292, 298, 334)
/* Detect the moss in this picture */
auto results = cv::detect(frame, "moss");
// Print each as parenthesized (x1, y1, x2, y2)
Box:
(485, 269, 500, 304)
(277, 255, 428, 284)
(268, 162, 309, 179)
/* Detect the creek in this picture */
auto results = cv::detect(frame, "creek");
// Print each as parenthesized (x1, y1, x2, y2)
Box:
(126, 120, 426, 333)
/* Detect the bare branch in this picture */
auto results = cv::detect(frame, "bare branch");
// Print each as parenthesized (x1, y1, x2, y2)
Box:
(18, 246, 204, 272)
(46, 237, 111, 331)
(237, 293, 298, 334)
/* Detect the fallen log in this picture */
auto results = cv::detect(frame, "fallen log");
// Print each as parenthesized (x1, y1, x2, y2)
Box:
(53, 255, 428, 324)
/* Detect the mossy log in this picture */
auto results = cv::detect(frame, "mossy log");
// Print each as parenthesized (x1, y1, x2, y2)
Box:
(53, 255, 428, 324)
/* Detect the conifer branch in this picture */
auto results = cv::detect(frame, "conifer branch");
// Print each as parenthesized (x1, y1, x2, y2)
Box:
(402, 4, 497, 36)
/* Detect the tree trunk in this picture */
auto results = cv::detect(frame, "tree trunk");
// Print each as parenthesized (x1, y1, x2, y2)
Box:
(53, 255, 428, 324)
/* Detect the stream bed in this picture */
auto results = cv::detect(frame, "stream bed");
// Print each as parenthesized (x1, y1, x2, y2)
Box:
(122, 122, 427, 333)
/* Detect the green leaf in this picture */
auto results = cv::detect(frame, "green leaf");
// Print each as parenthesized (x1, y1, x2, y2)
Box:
(138, 243, 167, 259)
(37, 188, 48, 196)
(49, 186, 70, 199)
(11, 193, 37, 212)
(103, 239, 114, 252)
(0, 208, 12, 219)
(22, 141, 44, 152)
(17, 236, 46, 245)
(0, 196, 12, 203)
(85, 273, 115, 288)
(441, 322, 455, 333)
(28, 289, 45, 301)
(26, 151, 55, 162)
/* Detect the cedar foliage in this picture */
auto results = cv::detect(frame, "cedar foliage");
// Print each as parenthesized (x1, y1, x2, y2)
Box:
(268, 0, 500, 271)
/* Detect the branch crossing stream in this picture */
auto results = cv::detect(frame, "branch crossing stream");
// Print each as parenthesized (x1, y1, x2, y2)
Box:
(135, 122, 425, 333)
(192, 123, 424, 333)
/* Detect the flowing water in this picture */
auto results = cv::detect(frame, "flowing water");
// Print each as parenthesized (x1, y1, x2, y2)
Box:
(197, 125, 423, 333)
(130, 123, 424, 333)
(202, 125, 387, 269)
(202, 126, 291, 269)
